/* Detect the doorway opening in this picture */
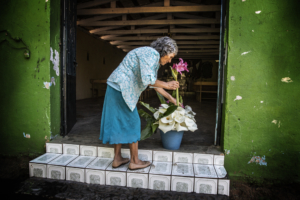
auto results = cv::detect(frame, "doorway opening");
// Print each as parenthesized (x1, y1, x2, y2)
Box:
(58, 0, 226, 153)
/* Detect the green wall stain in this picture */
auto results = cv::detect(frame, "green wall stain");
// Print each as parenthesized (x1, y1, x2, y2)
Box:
(223, 0, 300, 182)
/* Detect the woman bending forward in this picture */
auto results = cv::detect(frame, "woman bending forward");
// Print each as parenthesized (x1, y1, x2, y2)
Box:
(100, 36, 179, 170)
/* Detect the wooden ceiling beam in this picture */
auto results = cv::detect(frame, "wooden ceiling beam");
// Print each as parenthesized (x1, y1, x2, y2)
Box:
(77, 14, 122, 26)
(77, 0, 118, 10)
(77, 5, 221, 15)
(83, 19, 219, 26)
(102, 35, 219, 41)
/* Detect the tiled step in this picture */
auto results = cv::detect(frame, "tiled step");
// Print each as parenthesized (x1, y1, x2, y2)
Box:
(29, 143, 230, 196)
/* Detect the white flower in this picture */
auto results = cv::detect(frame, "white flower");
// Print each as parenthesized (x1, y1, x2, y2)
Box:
(175, 123, 189, 132)
(158, 108, 167, 114)
(185, 105, 196, 116)
(160, 104, 169, 109)
(188, 124, 198, 132)
(153, 111, 160, 119)
(161, 116, 174, 124)
(159, 120, 175, 133)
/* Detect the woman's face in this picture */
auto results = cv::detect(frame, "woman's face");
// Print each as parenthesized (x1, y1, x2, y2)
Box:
(159, 53, 175, 66)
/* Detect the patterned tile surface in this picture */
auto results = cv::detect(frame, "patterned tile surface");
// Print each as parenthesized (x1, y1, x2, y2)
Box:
(48, 154, 78, 166)
(193, 164, 218, 178)
(214, 155, 224, 165)
(106, 171, 126, 186)
(63, 144, 80, 155)
(47, 165, 65, 180)
(67, 156, 96, 168)
(29, 163, 47, 178)
(214, 165, 227, 178)
(127, 173, 148, 189)
(80, 145, 97, 156)
(153, 151, 172, 162)
(218, 179, 230, 196)
(30, 153, 60, 164)
(138, 150, 153, 161)
(66, 167, 85, 182)
(106, 162, 130, 172)
(148, 174, 171, 191)
(193, 154, 214, 164)
(98, 147, 114, 158)
(172, 163, 194, 177)
(86, 157, 113, 170)
(149, 161, 172, 175)
(194, 178, 218, 194)
(173, 152, 193, 163)
(85, 169, 106, 185)
(171, 176, 194, 193)
(46, 143, 62, 154)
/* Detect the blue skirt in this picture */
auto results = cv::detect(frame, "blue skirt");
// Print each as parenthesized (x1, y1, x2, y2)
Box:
(99, 85, 141, 144)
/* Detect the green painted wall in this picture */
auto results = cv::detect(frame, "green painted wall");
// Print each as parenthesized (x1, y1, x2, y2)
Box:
(223, 0, 300, 182)
(0, 0, 60, 156)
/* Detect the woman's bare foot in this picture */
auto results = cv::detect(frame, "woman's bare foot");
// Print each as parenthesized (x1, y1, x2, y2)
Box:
(129, 159, 151, 170)
(112, 157, 130, 168)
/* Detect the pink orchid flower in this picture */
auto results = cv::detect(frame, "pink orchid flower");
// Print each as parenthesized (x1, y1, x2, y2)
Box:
(172, 58, 189, 75)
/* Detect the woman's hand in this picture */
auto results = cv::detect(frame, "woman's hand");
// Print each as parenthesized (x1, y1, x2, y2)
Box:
(169, 97, 183, 107)
(166, 81, 180, 90)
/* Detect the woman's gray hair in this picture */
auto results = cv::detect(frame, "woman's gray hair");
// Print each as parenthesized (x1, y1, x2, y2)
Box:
(150, 36, 178, 57)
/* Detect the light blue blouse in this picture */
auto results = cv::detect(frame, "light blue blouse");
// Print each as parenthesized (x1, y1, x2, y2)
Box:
(107, 47, 160, 111)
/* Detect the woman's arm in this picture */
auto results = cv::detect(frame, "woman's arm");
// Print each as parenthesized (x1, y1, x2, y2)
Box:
(154, 87, 179, 106)
(150, 79, 179, 90)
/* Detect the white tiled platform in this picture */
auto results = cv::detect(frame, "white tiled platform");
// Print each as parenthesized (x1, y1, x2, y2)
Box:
(29, 143, 230, 196)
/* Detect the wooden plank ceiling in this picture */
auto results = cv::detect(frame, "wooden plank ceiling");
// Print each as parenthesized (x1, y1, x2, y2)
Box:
(77, 0, 221, 60)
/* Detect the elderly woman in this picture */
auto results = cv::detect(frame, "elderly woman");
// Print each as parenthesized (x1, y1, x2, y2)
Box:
(100, 36, 179, 170)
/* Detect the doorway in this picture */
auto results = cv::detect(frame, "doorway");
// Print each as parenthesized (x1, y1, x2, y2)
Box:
(59, 0, 226, 152)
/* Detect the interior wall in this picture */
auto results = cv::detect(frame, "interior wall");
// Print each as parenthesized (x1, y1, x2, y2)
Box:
(200, 60, 218, 82)
(0, 0, 55, 155)
(223, 0, 300, 182)
(76, 28, 127, 100)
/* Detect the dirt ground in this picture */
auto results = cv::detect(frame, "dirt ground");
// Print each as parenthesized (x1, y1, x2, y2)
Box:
(1, 156, 299, 200)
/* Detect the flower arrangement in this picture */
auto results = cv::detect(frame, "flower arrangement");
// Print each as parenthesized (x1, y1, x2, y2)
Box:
(139, 58, 198, 140)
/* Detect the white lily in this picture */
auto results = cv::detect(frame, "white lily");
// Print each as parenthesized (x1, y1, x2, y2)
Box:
(153, 111, 160, 120)
(188, 124, 198, 132)
(174, 113, 185, 123)
(185, 117, 197, 127)
(160, 116, 174, 124)
(175, 123, 189, 132)
(176, 106, 186, 115)
(158, 108, 167, 114)
(185, 105, 196, 115)
(159, 120, 175, 133)
(160, 104, 169, 109)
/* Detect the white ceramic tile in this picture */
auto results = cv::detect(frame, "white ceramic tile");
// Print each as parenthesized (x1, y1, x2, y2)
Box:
(172, 163, 194, 177)
(85, 169, 105, 185)
(214, 155, 224, 165)
(98, 147, 114, 158)
(138, 150, 153, 161)
(67, 156, 96, 168)
(121, 149, 130, 159)
(149, 161, 172, 175)
(80, 145, 97, 157)
(30, 153, 60, 164)
(46, 143, 62, 154)
(86, 157, 113, 170)
(173, 152, 193, 163)
(106, 162, 129, 172)
(127, 165, 151, 174)
(148, 174, 171, 191)
(218, 179, 230, 196)
(106, 171, 126, 186)
(193, 164, 218, 178)
(127, 173, 148, 189)
(63, 144, 79, 155)
(66, 167, 85, 182)
(193, 154, 214, 164)
(29, 163, 47, 178)
(214, 165, 227, 178)
(153, 151, 172, 162)
(47, 165, 65, 180)
(48, 154, 78, 166)
(171, 176, 194, 193)
(194, 178, 218, 194)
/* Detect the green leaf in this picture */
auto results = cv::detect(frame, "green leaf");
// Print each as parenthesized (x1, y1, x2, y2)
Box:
(156, 91, 166, 104)
(172, 90, 176, 98)
(138, 109, 157, 140)
(138, 109, 153, 121)
(162, 105, 178, 117)
(179, 95, 183, 104)
(141, 122, 153, 140)
(151, 123, 159, 133)
(139, 101, 156, 113)
(170, 66, 178, 80)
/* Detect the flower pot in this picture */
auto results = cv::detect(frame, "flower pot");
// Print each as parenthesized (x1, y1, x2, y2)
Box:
(159, 129, 184, 150)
